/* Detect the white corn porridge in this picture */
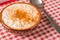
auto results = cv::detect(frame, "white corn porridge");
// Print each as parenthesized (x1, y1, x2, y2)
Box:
(2, 3, 40, 29)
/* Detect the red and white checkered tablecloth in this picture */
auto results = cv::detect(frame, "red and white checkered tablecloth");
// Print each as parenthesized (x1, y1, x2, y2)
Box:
(0, 0, 60, 40)
(43, 0, 60, 26)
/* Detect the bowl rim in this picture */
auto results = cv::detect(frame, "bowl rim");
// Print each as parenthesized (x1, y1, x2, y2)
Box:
(0, 2, 41, 30)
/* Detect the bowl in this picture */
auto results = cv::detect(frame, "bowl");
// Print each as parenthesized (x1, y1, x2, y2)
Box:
(0, 2, 41, 30)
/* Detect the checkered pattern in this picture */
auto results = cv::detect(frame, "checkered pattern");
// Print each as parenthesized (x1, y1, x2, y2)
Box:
(0, 0, 60, 40)
(43, 0, 60, 26)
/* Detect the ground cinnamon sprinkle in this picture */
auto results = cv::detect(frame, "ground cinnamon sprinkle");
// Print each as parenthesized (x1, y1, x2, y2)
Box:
(11, 9, 34, 23)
